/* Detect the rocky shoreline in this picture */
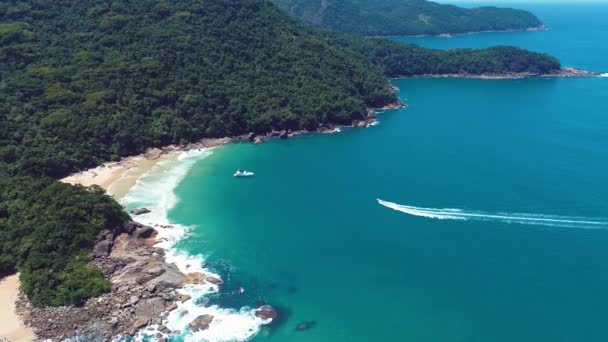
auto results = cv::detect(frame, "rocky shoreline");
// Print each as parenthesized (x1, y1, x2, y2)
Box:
(406, 67, 598, 80)
(231, 100, 406, 144)
(16, 220, 274, 341)
(375, 24, 548, 39)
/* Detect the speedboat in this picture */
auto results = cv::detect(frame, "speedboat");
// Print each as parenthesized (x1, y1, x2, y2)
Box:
(233, 170, 254, 177)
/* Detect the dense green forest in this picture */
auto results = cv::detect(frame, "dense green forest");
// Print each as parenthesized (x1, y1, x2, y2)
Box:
(0, 0, 560, 307)
(0, 177, 127, 306)
(329, 35, 561, 77)
(272, 0, 543, 36)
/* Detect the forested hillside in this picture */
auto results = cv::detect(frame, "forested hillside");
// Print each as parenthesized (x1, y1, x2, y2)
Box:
(272, 0, 543, 36)
(328, 35, 560, 77)
(0, 0, 560, 307)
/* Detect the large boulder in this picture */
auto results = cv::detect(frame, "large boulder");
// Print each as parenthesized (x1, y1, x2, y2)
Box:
(255, 305, 277, 321)
(134, 297, 166, 324)
(184, 272, 206, 284)
(145, 263, 185, 289)
(134, 226, 156, 239)
(130, 208, 151, 216)
(205, 276, 223, 285)
(93, 240, 113, 258)
(129, 318, 149, 335)
(189, 314, 214, 332)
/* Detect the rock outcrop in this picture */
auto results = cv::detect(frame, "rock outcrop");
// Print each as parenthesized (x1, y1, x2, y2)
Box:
(17, 219, 277, 341)
(130, 208, 151, 215)
(255, 305, 277, 321)
(17, 222, 182, 341)
(189, 314, 214, 332)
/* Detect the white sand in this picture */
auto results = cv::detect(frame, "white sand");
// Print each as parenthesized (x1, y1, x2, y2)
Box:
(61, 148, 166, 200)
(0, 275, 35, 342)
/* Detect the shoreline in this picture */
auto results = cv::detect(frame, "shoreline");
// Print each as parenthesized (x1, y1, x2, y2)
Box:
(61, 137, 232, 199)
(393, 67, 599, 80)
(29, 137, 272, 341)
(22, 98, 406, 340)
(374, 25, 548, 39)
(0, 274, 35, 342)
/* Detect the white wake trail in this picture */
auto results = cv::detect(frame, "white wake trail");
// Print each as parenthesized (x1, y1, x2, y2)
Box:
(377, 199, 608, 230)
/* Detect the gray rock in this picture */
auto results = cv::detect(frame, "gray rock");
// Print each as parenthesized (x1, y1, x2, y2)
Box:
(189, 314, 214, 332)
(93, 240, 113, 258)
(130, 208, 151, 216)
(129, 295, 140, 306)
(134, 297, 166, 324)
(255, 305, 277, 320)
(134, 226, 156, 239)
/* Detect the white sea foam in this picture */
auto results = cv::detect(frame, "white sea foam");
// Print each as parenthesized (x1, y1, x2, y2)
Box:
(599, 73, 608, 77)
(377, 199, 608, 230)
(119, 148, 268, 342)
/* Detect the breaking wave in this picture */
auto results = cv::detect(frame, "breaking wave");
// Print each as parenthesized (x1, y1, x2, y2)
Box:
(120, 149, 269, 342)
(599, 73, 608, 77)
(377, 199, 608, 230)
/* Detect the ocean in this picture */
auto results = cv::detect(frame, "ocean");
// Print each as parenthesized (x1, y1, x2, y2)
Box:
(123, 3, 608, 342)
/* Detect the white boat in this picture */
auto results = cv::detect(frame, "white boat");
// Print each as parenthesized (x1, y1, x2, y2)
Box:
(233, 170, 254, 177)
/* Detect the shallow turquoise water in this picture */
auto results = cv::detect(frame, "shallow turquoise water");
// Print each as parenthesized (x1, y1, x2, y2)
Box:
(145, 4, 608, 342)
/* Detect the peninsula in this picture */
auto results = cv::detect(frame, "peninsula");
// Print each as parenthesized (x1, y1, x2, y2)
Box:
(271, 0, 545, 36)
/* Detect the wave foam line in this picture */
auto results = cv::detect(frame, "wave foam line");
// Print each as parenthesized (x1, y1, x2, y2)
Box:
(118, 149, 268, 342)
(377, 199, 608, 230)
(599, 73, 608, 77)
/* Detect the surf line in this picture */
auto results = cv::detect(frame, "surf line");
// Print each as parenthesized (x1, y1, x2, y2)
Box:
(377, 199, 608, 230)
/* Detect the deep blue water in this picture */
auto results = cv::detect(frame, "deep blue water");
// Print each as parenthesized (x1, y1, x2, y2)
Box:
(129, 4, 608, 342)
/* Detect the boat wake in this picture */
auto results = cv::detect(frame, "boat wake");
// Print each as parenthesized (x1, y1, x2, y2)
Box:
(377, 199, 608, 230)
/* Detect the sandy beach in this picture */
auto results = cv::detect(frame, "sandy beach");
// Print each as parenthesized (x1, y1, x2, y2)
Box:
(61, 138, 231, 199)
(0, 275, 35, 342)
(61, 147, 166, 199)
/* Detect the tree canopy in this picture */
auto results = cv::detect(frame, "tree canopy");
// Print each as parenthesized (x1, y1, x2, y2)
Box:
(272, 0, 543, 36)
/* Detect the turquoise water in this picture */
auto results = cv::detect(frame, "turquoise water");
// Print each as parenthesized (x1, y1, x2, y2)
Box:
(130, 4, 608, 342)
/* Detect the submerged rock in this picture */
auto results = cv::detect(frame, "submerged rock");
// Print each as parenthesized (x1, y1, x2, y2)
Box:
(296, 321, 316, 331)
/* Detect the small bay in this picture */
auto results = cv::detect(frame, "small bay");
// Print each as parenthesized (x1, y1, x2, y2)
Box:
(126, 3, 608, 341)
